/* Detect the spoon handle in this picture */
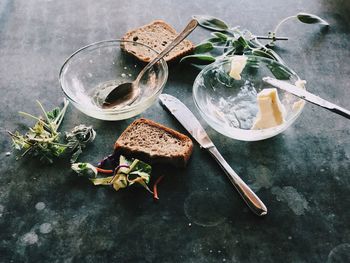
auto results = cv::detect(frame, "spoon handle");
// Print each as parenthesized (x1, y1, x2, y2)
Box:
(135, 19, 198, 82)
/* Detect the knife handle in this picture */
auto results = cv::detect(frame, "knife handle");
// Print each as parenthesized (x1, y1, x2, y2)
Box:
(207, 146, 267, 216)
(328, 105, 350, 120)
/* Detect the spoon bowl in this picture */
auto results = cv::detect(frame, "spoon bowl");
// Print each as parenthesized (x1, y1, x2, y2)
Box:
(102, 82, 139, 109)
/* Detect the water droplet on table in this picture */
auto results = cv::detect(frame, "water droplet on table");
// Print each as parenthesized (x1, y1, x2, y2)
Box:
(39, 223, 53, 234)
(327, 243, 350, 263)
(184, 190, 232, 227)
(35, 202, 46, 211)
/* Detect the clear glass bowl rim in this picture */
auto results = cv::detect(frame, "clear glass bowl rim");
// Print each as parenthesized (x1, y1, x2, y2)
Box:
(59, 39, 169, 114)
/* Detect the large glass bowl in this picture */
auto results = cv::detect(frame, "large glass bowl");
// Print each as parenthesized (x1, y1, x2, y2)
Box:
(193, 55, 305, 141)
(59, 40, 168, 120)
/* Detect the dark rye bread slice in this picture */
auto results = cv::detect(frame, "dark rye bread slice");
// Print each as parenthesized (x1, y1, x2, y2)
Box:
(121, 20, 194, 62)
(114, 118, 193, 167)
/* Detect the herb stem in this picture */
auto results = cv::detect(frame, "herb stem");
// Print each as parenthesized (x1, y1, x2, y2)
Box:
(18, 111, 51, 130)
(29, 137, 58, 143)
(55, 99, 69, 129)
(153, 175, 165, 200)
(8, 131, 34, 146)
(36, 100, 49, 123)
(21, 146, 33, 157)
(96, 167, 114, 174)
(255, 36, 288, 40)
(50, 142, 68, 147)
(36, 100, 58, 133)
(273, 15, 297, 35)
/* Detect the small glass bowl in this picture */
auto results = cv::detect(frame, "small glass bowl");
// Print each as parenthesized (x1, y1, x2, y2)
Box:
(59, 40, 168, 121)
(193, 55, 305, 141)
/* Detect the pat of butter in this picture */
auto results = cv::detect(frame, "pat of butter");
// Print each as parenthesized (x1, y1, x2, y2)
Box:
(229, 55, 247, 80)
(252, 88, 286, 129)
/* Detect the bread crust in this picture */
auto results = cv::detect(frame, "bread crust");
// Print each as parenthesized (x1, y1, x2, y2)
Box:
(114, 118, 193, 167)
(121, 20, 194, 63)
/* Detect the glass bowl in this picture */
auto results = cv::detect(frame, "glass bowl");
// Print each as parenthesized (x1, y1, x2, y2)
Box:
(193, 55, 305, 141)
(59, 40, 168, 120)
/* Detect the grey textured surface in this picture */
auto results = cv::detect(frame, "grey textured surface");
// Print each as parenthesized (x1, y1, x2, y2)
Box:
(0, 0, 350, 262)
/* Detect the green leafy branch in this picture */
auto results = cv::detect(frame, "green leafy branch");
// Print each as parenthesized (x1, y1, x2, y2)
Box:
(8, 99, 96, 164)
(181, 13, 329, 66)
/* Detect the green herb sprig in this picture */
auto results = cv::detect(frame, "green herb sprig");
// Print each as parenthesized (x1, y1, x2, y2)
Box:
(182, 13, 329, 66)
(268, 13, 329, 47)
(8, 99, 96, 164)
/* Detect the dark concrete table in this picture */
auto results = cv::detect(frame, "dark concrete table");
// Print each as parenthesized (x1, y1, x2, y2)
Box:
(0, 0, 349, 262)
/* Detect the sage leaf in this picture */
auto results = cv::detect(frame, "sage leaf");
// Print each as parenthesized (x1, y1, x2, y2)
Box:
(211, 32, 228, 41)
(268, 65, 292, 80)
(207, 37, 226, 44)
(251, 49, 275, 60)
(193, 15, 229, 31)
(195, 42, 214, 54)
(297, 13, 329, 26)
(236, 36, 249, 48)
(180, 54, 216, 65)
(46, 107, 60, 122)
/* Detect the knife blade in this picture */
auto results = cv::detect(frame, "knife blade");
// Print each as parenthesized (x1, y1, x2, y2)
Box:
(263, 76, 350, 120)
(159, 94, 267, 216)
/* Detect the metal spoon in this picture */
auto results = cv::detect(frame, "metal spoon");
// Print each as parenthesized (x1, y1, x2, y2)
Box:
(103, 19, 198, 108)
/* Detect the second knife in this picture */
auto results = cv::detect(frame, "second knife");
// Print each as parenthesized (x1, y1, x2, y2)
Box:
(159, 94, 267, 216)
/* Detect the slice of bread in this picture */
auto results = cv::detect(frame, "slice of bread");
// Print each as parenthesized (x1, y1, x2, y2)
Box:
(114, 118, 193, 167)
(121, 20, 194, 62)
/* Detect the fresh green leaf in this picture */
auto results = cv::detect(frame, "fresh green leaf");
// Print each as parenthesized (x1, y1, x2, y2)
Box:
(193, 15, 229, 31)
(297, 13, 329, 25)
(129, 159, 152, 175)
(211, 32, 228, 41)
(207, 37, 225, 44)
(180, 54, 216, 65)
(268, 65, 292, 80)
(251, 49, 275, 60)
(8, 100, 72, 164)
(236, 36, 249, 48)
(47, 107, 60, 122)
(194, 42, 214, 54)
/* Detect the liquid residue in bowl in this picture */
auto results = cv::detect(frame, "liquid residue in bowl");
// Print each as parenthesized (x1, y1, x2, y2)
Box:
(90, 68, 158, 110)
(90, 79, 125, 108)
(207, 79, 259, 129)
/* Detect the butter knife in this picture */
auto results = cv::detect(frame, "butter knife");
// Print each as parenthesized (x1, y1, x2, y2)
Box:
(263, 76, 350, 120)
(159, 94, 267, 216)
